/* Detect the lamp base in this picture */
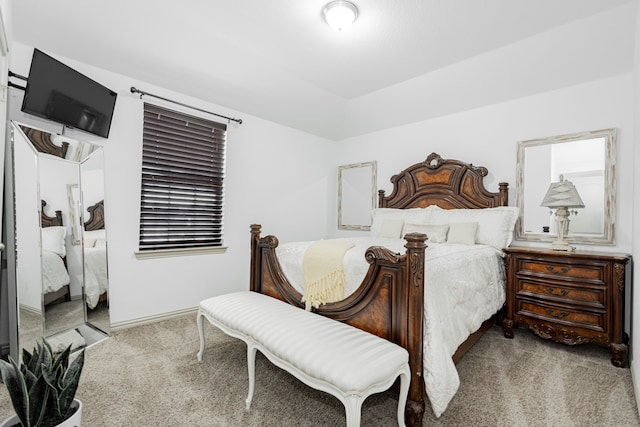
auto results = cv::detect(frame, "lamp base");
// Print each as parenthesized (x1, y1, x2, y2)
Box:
(551, 240, 575, 251)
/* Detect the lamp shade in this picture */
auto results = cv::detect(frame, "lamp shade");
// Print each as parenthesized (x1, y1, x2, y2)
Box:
(540, 178, 585, 208)
(323, 1, 359, 31)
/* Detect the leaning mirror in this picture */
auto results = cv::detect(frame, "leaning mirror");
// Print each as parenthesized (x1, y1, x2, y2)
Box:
(338, 161, 377, 230)
(7, 122, 110, 360)
(515, 128, 616, 245)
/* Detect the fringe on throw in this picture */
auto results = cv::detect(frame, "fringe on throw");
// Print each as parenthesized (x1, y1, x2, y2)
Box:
(301, 269, 346, 311)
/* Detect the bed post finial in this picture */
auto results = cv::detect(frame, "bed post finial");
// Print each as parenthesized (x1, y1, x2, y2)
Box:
(250, 225, 262, 292)
(498, 182, 509, 206)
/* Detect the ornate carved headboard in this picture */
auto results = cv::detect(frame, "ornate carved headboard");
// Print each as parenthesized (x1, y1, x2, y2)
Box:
(41, 200, 63, 227)
(84, 200, 105, 231)
(378, 153, 508, 209)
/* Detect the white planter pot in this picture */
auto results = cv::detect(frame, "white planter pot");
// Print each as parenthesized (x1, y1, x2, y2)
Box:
(0, 399, 82, 427)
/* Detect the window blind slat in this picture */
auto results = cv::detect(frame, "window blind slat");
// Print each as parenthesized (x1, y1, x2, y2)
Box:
(139, 103, 227, 251)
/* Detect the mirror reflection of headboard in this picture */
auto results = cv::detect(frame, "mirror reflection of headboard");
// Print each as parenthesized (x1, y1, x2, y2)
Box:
(41, 200, 63, 227)
(84, 200, 105, 231)
(20, 125, 69, 158)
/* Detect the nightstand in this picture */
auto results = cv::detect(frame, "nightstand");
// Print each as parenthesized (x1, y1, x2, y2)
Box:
(502, 247, 631, 367)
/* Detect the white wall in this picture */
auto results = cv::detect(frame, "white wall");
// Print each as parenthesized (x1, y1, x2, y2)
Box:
(8, 41, 334, 325)
(330, 74, 635, 255)
(631, 0, 640, 411)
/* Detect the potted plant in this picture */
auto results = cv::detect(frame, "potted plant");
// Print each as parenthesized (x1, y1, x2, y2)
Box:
(0, 340, 84, 427)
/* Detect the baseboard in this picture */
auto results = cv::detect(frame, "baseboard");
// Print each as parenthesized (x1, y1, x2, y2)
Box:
(110, 306, 198, 331)
(631, 359, 640, 418)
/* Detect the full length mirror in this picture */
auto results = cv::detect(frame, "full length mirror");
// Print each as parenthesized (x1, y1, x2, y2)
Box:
(515, 128, 616, 245)
(8, 122, 109, 360)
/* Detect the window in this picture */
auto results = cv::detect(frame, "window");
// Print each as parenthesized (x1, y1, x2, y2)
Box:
(138, 103, 226, 254)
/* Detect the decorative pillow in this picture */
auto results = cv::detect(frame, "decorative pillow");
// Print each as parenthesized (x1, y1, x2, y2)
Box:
(403, 223, 449, 243)
(428, 206, 519, 249)
(84, 229, 106, 248)
(370, 208, 429, 238)
(41, 226, 67, 257)
(446, 222, 478, 245)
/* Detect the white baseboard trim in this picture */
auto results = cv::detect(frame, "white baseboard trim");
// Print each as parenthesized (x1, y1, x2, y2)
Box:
(110, 306, 198, 331)
(631, 359, 640, 419)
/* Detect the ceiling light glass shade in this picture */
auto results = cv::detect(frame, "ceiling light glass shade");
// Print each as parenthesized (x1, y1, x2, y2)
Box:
(323, 1, 359, 31)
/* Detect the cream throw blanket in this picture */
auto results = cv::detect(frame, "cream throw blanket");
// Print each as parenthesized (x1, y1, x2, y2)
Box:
(302, 239, 355, 311)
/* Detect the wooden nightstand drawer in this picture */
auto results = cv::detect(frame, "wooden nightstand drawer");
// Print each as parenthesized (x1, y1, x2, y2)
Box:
(518, 259, 605, 283)
(516, 279, 606, 309)
(517, 300, 605, 332)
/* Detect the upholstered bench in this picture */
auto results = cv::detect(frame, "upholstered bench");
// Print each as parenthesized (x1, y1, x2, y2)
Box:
(197, 291, 410, 427)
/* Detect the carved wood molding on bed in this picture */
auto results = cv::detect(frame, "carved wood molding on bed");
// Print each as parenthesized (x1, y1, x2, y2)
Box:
(250, 153, 509, 427)
(41, 200, 63, 227)
(20, 125, 69, 158)
(380, 152, 508, 209)
(84, 200, 105, 231)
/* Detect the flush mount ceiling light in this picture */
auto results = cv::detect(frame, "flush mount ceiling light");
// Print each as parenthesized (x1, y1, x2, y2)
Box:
(323, 1, 359, 31)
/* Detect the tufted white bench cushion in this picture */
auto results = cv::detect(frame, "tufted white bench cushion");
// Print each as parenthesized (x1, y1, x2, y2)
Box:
(197, 291, 410, 427)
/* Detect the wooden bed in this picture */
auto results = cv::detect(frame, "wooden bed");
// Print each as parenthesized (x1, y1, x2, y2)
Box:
(250, 153, 508, 426)
(41, 200, 71, 306)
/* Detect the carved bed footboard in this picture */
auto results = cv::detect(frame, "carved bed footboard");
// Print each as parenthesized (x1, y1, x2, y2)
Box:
(251, 225, 428, 424)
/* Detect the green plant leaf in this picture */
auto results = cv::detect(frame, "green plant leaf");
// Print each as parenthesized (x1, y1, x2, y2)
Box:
(0, 357, 30, 427)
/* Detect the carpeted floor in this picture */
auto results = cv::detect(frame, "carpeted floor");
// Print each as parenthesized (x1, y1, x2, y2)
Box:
(1, 314, 638, 426)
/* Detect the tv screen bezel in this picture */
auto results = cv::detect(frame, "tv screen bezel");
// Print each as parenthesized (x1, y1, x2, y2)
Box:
(21, 49, 117, 138)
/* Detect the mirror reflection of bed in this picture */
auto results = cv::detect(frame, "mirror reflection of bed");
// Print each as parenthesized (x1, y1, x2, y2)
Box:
(83, 199, 109, 334)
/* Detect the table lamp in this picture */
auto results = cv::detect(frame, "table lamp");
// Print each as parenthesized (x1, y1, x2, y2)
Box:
(540, 176, 585, 251)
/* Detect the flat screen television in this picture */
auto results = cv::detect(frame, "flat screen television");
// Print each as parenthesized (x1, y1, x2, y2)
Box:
(21, 49, 118, 138)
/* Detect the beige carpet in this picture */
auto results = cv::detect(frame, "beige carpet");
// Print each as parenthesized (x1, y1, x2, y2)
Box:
(1, 315, 638, 426)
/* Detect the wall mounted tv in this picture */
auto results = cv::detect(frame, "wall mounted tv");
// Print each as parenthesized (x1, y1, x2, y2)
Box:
(21, 49, 117, 138)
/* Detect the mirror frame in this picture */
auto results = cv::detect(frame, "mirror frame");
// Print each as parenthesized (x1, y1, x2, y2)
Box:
(515, 128, 616, 245)
(338, 161, 377, 230)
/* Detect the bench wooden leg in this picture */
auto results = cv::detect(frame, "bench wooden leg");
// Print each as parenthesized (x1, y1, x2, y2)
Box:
(246, 344, 257, 410)
(196, 311, 205, 362)
(397, 368, 410, 427)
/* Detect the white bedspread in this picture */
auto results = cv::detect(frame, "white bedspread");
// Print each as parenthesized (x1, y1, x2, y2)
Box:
(276, 237, 505, 417)
(84, 246, 108, 309)
(42, 250, 70, 294)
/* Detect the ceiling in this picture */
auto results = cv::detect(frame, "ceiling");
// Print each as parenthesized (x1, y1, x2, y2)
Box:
(9, 0, 635, 139)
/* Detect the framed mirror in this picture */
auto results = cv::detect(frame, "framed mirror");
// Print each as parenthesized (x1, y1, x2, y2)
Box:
(338, 161, 377, 230)
(515, 128, 616, 245)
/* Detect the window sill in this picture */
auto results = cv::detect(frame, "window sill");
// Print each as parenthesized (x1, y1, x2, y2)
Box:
(135, 246, 228, 260)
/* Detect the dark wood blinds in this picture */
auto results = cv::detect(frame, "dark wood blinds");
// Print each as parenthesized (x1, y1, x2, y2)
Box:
(139, 103, 227, 251)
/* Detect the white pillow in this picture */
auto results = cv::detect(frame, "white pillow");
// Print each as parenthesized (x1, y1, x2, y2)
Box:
(447, 222, 478, 245)
(428, 206, 519, 250)
(84, 229, 106, 248)
(370, 208, 429, 238)
(41, 226, 67, 257)
(403, 223, 449, 243)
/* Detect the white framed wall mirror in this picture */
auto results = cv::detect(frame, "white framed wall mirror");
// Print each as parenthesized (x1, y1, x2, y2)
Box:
(338, 161, 377, 230)
(515, 128, 616, 245)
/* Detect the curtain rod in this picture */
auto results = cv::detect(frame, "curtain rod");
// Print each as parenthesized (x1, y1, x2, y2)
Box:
(130, 86, 243, 125)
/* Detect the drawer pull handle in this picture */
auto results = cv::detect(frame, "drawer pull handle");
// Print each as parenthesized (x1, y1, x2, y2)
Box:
(545, 309, 569, 318)
(545, 266, 570, 273)
(545, 287, 569, 297)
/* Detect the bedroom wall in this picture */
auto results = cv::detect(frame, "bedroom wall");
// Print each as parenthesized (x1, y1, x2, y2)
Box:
(631, 0, 640, 412)
(329, 74, 634, 255)
(6, 41, 334, 326)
